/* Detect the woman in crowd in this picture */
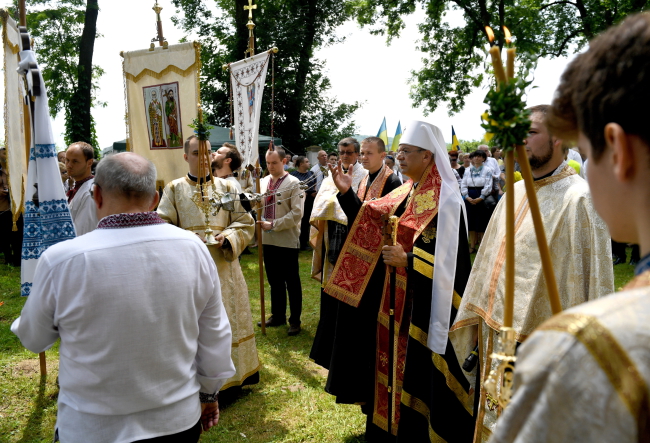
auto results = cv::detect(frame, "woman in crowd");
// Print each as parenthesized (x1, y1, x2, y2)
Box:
(449, 150, 465, 178)
(461, 150, 493, 253)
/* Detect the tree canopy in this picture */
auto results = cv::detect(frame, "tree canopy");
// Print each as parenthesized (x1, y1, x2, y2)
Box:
(21, 0, 103, 155)
(355, 0, 649, 115)
(171, 0, 360, 153)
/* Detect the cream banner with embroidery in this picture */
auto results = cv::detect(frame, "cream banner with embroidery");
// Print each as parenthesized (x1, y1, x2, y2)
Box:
(230, 51, 271, 167)
(2, 10, 27, 226)
(122, 42, 200, 186)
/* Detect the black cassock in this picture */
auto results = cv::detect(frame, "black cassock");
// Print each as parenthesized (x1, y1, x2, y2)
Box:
(324, 189, 476, 443)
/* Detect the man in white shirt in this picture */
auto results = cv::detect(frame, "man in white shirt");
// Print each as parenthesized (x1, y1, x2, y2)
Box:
(310, 149, 329, 192)
(12, 152, 235, 443)
(65, 142, 98, 235)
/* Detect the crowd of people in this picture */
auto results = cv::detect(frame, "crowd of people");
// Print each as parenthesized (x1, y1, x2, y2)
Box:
(6, 11, 650, 443)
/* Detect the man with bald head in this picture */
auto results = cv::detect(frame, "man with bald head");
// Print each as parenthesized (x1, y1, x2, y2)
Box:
(12, 152, 235, 442)
(65, 141, 98, 235)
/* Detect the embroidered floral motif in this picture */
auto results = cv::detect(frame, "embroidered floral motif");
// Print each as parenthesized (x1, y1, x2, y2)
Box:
(421, 227, 437, 244)
(21, 282, 33, 297)
(414, 189, 437, 215)
(98, 212, 167, 229)
(29, 143, 56, 161)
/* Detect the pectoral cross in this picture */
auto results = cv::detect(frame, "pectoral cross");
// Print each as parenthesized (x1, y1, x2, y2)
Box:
(244, 0, 257, 20)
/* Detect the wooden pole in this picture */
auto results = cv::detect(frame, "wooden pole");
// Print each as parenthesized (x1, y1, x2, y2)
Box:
(515, 145, 562, 314)
(19, 0, 26, 26)
(18, 3, 48, 375)
(503, 151, 515, 327)
(256, 163, 266, 334)
(39, 351, 47, 376)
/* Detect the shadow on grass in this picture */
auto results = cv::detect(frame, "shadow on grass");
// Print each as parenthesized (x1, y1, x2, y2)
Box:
(17, 375, 58, 443)
(343, 435, 367, 443)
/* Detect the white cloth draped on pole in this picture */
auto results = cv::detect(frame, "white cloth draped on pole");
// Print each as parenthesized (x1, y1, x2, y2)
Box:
(122, 42, 200, 187)
(230, 51, 271, 167)
(1, 10, 28, 229)
(17, 37, 76, 296)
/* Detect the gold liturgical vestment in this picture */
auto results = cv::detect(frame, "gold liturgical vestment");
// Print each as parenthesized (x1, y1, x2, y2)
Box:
(157, 176, 260, 391)
(450, 163, 614, 442)
(490, 270, 650, 443)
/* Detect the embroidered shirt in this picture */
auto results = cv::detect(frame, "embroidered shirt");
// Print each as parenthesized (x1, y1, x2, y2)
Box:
(67, 175, 94, 203)
(263, 173, 289, 221)
(97, 212, 167, 229)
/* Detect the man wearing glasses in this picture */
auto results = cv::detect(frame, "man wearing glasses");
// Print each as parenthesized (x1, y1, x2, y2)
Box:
(323, 120, 473, 442)
(310, 137, 402, 370)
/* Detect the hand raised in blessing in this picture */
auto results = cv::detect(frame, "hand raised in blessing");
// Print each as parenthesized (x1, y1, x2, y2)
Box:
(328, 160, 353, 195)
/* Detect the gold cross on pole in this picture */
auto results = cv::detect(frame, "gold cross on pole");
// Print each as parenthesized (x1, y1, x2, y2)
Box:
(244, 0, 257, 20)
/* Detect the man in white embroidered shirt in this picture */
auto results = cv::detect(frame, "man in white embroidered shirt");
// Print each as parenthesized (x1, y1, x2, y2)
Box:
(11, 152, 235, 443)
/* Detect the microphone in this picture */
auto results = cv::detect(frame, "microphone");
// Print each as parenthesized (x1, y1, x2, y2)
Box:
(462, 345, 479, 372)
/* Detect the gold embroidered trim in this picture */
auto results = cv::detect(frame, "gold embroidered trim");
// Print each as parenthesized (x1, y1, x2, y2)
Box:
(539, 313, 650, 431)
(453, 291, 462, 310)
(432, 353, 474, 415)
(414, 257, 434, 279)
(401, 390, 447, 443)
(413, 246, 435, 264)
(125, 61, 199, 83)
(219, 364, 261, 391)
(231, 333, 255, 348)
(409, 323, 428, 347)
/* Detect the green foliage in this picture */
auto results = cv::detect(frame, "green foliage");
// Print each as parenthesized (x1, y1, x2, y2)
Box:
(171, 0, 360, 153)
(22, 0, 104, 156)
(480, 53, 535, 150)
(353, 0, 650, 115)
(446, 139, 482, 152)
(188, 118, 214, 141)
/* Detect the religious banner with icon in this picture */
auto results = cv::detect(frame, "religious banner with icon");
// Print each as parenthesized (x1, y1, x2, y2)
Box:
(230, 51, 271, 167)
(142, 82, 183, 149)
(1, 10, 28, 229)
(122, 42, 200, 186)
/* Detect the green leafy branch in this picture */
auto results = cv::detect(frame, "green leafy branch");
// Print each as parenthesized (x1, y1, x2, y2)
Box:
(480, 53, 537, 152)
(189, 118, 214, 141)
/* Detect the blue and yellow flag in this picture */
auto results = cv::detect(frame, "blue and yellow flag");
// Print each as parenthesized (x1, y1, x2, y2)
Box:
(451, 126, 460, 151)
(377, 117, 388, 146)
(390, 121, 402, 152)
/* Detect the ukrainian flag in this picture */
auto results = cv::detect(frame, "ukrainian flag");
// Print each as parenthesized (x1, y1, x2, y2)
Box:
(451, 126, 460, 151)
(390, 121, 402, 152)
(377, 117, 388, 146)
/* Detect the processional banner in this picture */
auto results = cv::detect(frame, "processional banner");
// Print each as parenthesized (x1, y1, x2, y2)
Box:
(122, 42, 200, 186)
(230, 51, 271, 167)
(11, 24, 76, 296)
(1, 10, 27, 229)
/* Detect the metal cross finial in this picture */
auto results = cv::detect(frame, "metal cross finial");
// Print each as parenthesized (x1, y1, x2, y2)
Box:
(244, 0, 257, 20)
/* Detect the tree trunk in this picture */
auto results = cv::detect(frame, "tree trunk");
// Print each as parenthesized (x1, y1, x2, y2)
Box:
(234, 0, 250, 59)
(282, 0, 318, 151)
(68, 0, 98, 148)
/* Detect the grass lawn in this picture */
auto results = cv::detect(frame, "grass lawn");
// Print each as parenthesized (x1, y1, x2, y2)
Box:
(0, 246, 637, 443)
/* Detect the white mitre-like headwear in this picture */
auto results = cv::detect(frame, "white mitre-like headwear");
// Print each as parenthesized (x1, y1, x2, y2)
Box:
(401, 119, 468, 355)
(400, 120, 447, 154)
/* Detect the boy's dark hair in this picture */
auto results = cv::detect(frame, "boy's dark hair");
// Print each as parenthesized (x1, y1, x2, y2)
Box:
(548, 13, 650, 161)
(471, 150, 487, 160)
(295, 156, 308, 167)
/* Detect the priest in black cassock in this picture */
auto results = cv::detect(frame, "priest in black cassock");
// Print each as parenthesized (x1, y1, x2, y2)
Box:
(310, 136, 402, 368)
(323, 120, 475, 442)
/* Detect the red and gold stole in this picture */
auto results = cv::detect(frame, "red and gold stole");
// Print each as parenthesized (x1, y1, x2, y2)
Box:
(357, 165, 394, 201)
(324, 162, 443, 435)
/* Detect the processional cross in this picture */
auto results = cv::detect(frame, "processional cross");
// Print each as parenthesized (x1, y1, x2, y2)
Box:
(244, 0, 257, 20)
